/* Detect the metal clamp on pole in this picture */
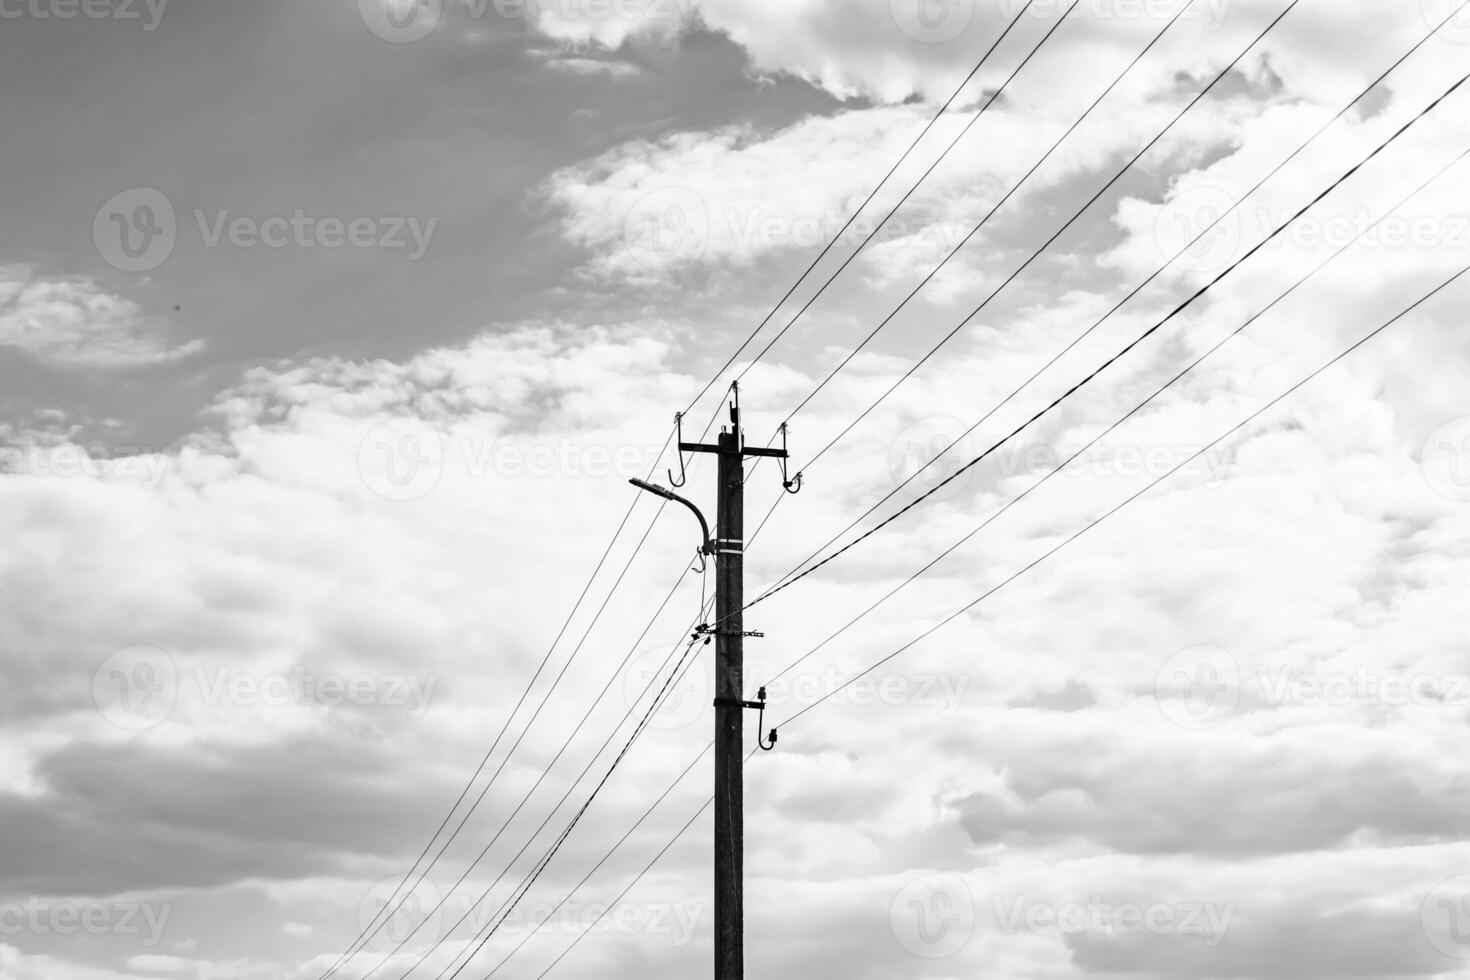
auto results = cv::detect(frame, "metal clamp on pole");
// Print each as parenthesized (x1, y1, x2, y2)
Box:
(712, 687, 779, 752)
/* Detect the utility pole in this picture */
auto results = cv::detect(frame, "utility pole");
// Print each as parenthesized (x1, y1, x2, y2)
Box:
(631, 383, 791, 980)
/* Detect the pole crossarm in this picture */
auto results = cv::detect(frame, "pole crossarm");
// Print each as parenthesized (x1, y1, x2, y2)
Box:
(680, 441, 788, 459)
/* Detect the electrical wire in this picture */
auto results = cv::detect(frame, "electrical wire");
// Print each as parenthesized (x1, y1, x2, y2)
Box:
(742, 68, 1470, 614)
(787, 0, 1303, 466)
(755, 1, 1470, 598)
(776, 262, 1470, 730)
(766, 143, 1470, 687)
(393, 468, 787, 977)
(436, 630, 712, 979)
(775, 0, 1204, 431)
(352, 562, 701, 979)
(319, 2, 1147, 971)
(508, 259, 1470, 979)
(727, 0, 1084, 383)
(317, 423, 676, 980)
(679, 0, 1046, 421)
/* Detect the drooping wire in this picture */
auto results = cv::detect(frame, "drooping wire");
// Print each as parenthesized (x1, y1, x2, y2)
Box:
(766, 143, 1470, 687)
(775, 0, 1205, 431)
(741, 67, 1470, 614)
(754, 0, 1470, 598)
(390, 595, 717, 979)
(353, 561, 699, 980)
(436, 630, 713, 979)
(791, 0, 1306, 460)
(679, 0, 1047, 420)
(414, 17, 1470, 975)
(775, 263, 1470, 730)
(511, 265, 1470, 980)
(315, 4, 1071, 969)
(727, 0, 1085, 384)
(397, 460, 786, 977)
(317, 420, 677, 980)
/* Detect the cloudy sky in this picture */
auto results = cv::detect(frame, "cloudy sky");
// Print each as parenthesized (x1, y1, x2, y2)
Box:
(2, 0, 1470, 977)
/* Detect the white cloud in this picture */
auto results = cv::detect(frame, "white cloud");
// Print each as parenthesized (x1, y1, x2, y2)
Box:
(0, 266, 202, 371)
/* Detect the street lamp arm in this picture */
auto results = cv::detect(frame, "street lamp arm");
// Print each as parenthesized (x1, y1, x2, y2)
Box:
(628, 478, 712, 555)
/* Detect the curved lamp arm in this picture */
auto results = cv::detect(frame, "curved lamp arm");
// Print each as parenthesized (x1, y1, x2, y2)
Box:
(628, 478, 712, 555)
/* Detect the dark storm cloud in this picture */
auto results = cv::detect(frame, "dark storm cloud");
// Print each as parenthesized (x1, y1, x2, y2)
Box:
(0, 734, 465, 896)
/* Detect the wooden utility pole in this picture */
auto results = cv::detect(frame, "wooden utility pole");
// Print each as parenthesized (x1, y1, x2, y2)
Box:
(674, 385, 788, 980)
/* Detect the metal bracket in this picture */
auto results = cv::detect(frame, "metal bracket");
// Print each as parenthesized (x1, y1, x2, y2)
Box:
(695, 623, 763, 638)
(712, 687, 780, 751)
(712, 697, 766, 710)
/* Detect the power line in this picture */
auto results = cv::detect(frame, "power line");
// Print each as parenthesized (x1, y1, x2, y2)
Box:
(420, 467, 793, 975)
(343, 29, 1061, 949)
(776, 262, 1470, 730)
(514, 260, 1470, 975)
(766, 143, 1470, 687)
(680, 0, 1046, 420)
(742, 67, 1469, 614)
(775, 0, 1199, 429)
(435, 629, 713, 979)
(728, 0, 1081, 383)
(489, 745, 714, 977)
(317, 424, 676, 980)
(393, 594, 716, 979)
(468, 150, 1470, 980)
(395, 469, 786, 977)
(754, 3, 1467, 598)
(789, 0, 1303, 469)
(353, 562, 700, 979)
